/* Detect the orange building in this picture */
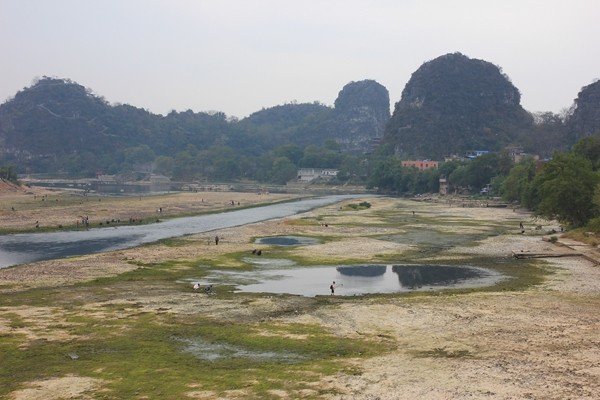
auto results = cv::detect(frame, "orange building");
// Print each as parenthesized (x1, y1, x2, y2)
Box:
(401, 160, 439, 171)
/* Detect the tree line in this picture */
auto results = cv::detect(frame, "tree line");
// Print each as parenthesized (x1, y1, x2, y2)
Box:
(0, 165, 18, 183)
(500, 136, 600, 229)
(369, 136, 600, 230)
(4, 134, 600, 231)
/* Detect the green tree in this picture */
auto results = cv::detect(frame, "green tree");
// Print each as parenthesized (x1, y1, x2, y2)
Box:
(300, 145, 341, 168)
(172, 150, 198, 180)
(449, 152, 511, 193)
(338, 155, 368, 183)
(412, 167, 440, 193)
(0, 165, 18, 183)
(438, 160, 465, 179)
(572, 136, 600, 170)
(273, 144, 303, 166)
(270, 157, 297, 184)
(199, 145, 240, 181)
(124, 145, 156, 165)
(366, 157, 404, 192)
(531, 152, 599, 227)
(154, 156, 174, 176)
(323, 139, 341, 152)
(500, 156, 537, 205)
(251, 153, 276, 182)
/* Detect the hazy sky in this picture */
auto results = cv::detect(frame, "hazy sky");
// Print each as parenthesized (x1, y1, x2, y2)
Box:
(1, 0, 599, 118)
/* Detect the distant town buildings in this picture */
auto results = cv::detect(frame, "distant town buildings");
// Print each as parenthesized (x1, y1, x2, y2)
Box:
(444, 147, 538, 163)
(505, 144, 539, 163)
(401, 160, 439, 170)
(439, 176, 448, 195)
(297, 168, 339, 182)
(444, 150, 490, 162)
(465, 150, 489, 159)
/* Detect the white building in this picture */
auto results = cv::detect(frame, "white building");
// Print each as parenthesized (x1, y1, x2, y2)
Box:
(297, 168, 339, 182)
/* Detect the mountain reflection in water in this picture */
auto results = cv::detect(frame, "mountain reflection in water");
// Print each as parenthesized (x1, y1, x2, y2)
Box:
(392, 264, 483, 289)
(209, 263, 504, 297)
(336, 265, 387, 277)
(255, 236, 319, 246)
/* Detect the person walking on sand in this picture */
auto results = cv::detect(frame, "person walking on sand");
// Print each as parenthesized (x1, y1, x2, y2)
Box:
(330, 281, 336, 295)
(215, 235, 219, 245)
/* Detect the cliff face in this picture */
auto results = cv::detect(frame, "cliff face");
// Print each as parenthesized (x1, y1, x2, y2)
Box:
(568, 80, 600, 141)
(331, 80, 390, 152)
(383, 53, 533, 159)
(240, 79, 390, 153)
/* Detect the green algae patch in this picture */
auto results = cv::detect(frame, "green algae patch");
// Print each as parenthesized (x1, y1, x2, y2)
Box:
(0, 305, 390, 399)
(342, 201, 372, 211)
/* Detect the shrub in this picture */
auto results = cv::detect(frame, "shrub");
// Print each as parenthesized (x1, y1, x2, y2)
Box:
(585, 217, 600, 233)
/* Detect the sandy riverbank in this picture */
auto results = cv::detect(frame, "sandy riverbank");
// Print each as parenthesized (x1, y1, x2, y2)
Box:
(0, 183, 301, 233)
(1, 187, 599, 399)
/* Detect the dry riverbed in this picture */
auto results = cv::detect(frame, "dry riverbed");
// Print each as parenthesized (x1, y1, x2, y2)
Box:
(0, 185, 599, 399)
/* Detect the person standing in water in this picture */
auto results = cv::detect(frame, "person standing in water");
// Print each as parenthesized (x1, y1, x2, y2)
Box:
(330, 281, 336, 295)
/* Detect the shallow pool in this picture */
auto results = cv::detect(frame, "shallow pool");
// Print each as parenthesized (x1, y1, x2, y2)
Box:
(255, 235, 320, 246)
(204, 263, 505, 297)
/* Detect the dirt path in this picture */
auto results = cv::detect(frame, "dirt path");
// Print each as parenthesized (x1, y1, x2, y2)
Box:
(1, 189, 599, 399)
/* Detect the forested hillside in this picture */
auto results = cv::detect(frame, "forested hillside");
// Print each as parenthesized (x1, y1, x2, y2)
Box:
(567, 80, 600, 142)
(1, 54, 598, 182)
(382, 53, 535, 159)
(0, 78, 388, 177)
(238, 79, 389, 151)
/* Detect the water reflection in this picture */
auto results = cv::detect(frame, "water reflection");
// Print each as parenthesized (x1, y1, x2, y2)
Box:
(255, 235, 319, 246)
(208, 263, 504, 297)
(392, 264, 482, 289)
(337, 264, 386, 277)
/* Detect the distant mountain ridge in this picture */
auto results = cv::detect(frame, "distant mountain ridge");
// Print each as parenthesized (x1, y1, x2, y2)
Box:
(382, 53, 534, 159)
(1, 53, 599, 178)
(239, 79, 390, 151)
(568, 80, 600, 141)
(0, 77, 389, 175)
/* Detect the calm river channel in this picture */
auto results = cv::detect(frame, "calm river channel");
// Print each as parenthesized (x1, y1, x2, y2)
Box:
(0, 195, 361, 268)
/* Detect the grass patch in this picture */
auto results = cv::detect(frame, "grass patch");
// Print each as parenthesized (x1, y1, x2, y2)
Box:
(211, 251, 261, 269)
(563, 228, 600, 246)
(88, 261, 193, 287)
(342, 201, 372, 211)
(0, 310, 389, 399)
(284, 217, 320, 226)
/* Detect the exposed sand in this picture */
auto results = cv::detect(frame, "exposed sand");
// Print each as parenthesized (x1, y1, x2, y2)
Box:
(1, 185, 599, 399)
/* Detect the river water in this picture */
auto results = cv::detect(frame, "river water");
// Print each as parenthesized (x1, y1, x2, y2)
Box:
(0, 195, 360, 268)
